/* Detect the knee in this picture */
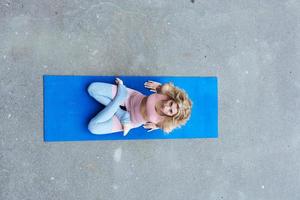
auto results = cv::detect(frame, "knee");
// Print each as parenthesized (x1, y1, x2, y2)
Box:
(87, 83, 97, 96)
(88, 82, 113, 98)
(88, 119, 112, 135)
(88, 120, 99, 134)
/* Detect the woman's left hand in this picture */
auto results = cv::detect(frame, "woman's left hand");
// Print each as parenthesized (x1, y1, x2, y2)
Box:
(144, 80, 161, 92)
(143, 122, 159, 132)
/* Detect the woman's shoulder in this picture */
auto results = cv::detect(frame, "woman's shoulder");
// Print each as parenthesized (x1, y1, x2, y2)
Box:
(148, 93, 167, 99)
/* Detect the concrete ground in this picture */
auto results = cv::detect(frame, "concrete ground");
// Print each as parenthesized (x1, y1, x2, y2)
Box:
(1, 0, 300, 199)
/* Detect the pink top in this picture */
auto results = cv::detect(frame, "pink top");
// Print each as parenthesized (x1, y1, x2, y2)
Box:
(125, 92, 168, 127)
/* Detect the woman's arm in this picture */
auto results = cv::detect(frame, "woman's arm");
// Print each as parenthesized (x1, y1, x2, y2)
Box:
(156, 85, 162, 93)
(145, 81, 174, 95)
(144, 81, 175, 95)
(157, 82, 174, 94)
(144, 81, 162, 93)
(143, 122, 160, 132)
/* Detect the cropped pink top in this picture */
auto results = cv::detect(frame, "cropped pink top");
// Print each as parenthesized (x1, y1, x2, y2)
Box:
(125, 92, 168, 127)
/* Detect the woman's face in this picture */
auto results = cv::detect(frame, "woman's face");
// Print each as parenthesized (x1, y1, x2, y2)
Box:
(161, 99, 178, 117)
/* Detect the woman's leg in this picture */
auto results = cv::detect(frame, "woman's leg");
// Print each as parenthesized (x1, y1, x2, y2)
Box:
(88, 82, 116, 105)
(88, 83, 128, 134)
(87, 82, 130, 124)
(90, 83, 127, 121)
(88, 115, 133, 135)
(88, 117, 115, 135)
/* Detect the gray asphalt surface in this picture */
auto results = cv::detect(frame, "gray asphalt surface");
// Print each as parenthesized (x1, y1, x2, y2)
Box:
(0, 0, 300, 200)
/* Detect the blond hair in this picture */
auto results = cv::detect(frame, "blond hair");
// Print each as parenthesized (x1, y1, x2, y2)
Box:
(157, 82, 192, 133)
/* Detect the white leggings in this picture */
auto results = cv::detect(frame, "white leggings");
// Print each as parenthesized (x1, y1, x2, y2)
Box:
(87, 82, 131, 135)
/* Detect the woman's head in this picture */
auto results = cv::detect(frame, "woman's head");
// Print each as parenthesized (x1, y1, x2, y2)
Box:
(160, 99, 178, 117)
(158, 82, 192, 133)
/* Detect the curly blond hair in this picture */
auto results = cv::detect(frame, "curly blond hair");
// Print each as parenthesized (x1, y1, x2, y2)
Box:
(157, 82, 192, 133)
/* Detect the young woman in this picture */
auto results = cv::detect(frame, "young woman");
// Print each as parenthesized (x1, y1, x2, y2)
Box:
(87, 77, 192, 136)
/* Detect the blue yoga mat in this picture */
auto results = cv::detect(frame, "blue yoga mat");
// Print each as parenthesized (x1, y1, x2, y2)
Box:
(44, 75, 218, 142)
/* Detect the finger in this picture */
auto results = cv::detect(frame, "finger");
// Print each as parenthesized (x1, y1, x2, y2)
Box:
(145, 125, 154, 129)
(145, 125, 152, 129)
(144, 125, 153, 129)
(146, 123, 154, 127)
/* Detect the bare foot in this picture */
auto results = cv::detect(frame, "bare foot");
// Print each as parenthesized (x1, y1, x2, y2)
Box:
(115, 77, 124, 85)
(123, 123, 132, 136)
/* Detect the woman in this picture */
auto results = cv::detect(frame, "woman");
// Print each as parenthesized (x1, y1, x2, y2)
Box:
(87, 77, 192, 136)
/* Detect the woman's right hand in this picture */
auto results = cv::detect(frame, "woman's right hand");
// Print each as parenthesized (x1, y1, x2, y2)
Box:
(143, 122, 159, 132)
(144, 80, 161, 92)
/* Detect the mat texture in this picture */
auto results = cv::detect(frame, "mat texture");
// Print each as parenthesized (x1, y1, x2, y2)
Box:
(44, 75, 218, 141)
